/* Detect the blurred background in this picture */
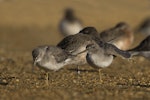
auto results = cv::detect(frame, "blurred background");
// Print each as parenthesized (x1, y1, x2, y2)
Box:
(0, 1, 150, 99)
(0, 0, 149, 52)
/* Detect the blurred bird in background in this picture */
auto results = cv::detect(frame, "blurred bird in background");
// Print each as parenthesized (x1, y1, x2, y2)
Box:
(136, 17, 150, 36)
(99, 22, 134, 50)
(59, 8, 83, 36)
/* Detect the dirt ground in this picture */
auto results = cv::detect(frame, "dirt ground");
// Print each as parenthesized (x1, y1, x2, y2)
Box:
(0, 0, 150, 100)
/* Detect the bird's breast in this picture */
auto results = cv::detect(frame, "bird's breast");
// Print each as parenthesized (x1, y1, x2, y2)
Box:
(87, 53, 113, 68)
(37, 60, 65, 71)
(60, 21, 83, 35)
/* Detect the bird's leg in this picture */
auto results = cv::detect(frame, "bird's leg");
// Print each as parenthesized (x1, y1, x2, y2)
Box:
(77, 65, 81, 74)
(32, 59, 37, 73)
(32, 65, 34, 73)
(98, 69, 102, 83)
(128, 58, 136, 63)
(45, 72, 49, 86)
(32, 61, 37, 73)
(75, 65, 81, 83)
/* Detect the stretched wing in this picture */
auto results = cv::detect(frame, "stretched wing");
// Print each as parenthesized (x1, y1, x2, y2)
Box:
(97, 41, 131, 58)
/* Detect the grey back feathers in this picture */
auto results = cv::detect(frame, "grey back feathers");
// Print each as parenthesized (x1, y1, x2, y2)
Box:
(46, 46, 69, 63)
(57, 33, 95, 55)
(79, 27, 100, 40)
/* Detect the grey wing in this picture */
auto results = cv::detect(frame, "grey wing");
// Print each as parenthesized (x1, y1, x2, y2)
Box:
(57, 34, 82, 51)
(57, 35, 78, 54)
(54, 53, 68, 63)
(47, 47, 68, 63)
(54, 49, 68, 63)
(57, 34, 93, 54)
(57, 35, 74, 49)
(98, 41, 131, 58)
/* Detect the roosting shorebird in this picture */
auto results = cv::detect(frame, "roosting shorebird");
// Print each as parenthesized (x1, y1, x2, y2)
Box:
(99, 22, 134, 50)
(59, 8, 83, 36)
(32, 45, 77, 85)
(79, 41, 131, 82)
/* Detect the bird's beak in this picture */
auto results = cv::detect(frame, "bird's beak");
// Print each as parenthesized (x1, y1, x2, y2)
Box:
(77, 49, 87, 55)
(33, 58, 37, 66)
(32, 58, 37, 73)
(33, 61, 36, 66)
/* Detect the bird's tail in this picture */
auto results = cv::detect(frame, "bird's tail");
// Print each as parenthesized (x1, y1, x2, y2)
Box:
(129, 51, 150, 60)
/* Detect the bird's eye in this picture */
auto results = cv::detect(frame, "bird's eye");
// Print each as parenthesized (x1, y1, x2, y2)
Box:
(35, 57, 38, 60)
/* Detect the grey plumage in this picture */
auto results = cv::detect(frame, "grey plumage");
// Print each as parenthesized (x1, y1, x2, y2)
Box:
(32, 45, 74, 71)
(32, 45, 79, 85)
(57, 33, 96, 65)
(79, 26, 100, 41)
(97, 40, 131, 58)
(57, 26, 131, 67)
(85, 42, 131, 69)
(84, 42, 131, 82)
(57, 27, 102, 66)
(57, 33, 93, 54)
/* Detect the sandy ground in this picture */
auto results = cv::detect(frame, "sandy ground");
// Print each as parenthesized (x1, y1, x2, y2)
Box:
(0, 0, 150, 100)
